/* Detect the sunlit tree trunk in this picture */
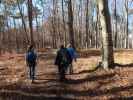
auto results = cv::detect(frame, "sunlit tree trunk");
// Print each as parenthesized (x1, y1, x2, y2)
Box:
(98, 0, 114, 69)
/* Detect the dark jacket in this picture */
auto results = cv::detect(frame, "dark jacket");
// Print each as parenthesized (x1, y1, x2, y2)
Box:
(55, 48, 71, 66)
(26, 50, 37, 67)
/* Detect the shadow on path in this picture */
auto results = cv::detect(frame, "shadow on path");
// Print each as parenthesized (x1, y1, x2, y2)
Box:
(66, 73, 115, 84)
(115, 63, 133, 68)
(1, 84, 133, 99)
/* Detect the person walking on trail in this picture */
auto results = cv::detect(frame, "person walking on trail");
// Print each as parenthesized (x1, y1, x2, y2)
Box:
(67, 44, 77, 74)
(26, 45, 37, 83)
(55, 45, 71, 82)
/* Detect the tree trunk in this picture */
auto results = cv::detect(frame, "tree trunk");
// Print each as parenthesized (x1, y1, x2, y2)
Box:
(17, 0, 29, 44)
(98, 0, 114, 69)
(51, 0, 57, 48)
(86, 0, 89, 48)
(96, 4, 100, 48)
(62, 0, 67, 46)
(28, 0, 34, 45)
(125, 0, 129, 49)
(114, 0, 118, 48)
(68, 0, 75, 48)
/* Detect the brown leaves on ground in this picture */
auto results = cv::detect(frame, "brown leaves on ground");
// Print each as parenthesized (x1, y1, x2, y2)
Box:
(0, 49, 133, 100)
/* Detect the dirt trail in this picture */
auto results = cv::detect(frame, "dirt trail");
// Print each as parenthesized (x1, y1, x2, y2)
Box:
(0, 50, 133, 100)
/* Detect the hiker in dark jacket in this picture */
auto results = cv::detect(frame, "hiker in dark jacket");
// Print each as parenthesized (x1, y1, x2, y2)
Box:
(26, 45, 37, 83)
(55, 45, 71, 81)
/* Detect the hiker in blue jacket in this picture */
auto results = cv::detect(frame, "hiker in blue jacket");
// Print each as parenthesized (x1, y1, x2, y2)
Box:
(67, 44, 77, 74)
(26, 45, 37, 83)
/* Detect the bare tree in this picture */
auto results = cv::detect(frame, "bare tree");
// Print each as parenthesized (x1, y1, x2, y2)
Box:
(68, 0, 75, 48)
(85, 0, 90, 48)
(125, 0, 129, 48)
(114, 0, 118, 48)
(28, 0, 34, 45)
(98, 0, 114, 69)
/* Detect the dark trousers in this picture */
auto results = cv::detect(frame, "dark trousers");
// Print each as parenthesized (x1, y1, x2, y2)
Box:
(68, 59, 73, 74)
(69, 63, 73, 74)
(58, 65, 66, 80)
(28, 61, 36, 80)
(29, 66, 35, 80)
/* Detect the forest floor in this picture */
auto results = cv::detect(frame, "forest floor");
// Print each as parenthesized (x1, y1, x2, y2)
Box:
(0, 49, 133, 100)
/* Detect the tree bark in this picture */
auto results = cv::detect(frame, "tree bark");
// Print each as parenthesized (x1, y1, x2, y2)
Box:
(68, 0, 75, 48)
(28, 0, 34, 45)
(62, 0, 67, 46)
(114, 0, 118, 48)
(125, 0, 129, 49)
(85, 0, 89, 48)
(98, 0, 114, 69)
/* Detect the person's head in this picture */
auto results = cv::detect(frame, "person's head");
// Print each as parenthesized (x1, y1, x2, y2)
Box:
(28, 44, 34, 52)
(60, 44, 65, 49)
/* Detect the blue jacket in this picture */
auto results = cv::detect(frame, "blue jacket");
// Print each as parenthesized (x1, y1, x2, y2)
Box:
(67, 47, 77, 60)
(26, 50, 37, 63)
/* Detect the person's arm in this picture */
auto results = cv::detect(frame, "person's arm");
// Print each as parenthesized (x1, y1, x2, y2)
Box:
(35, 51, 38, 65)
(26, 53, 29, 66)
(73, 49, 77, 62)
(55, 51, 60, 65)
(74, 54, 77, 62)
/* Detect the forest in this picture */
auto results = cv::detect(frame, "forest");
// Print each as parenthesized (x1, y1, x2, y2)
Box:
(0, 0, 133, 100)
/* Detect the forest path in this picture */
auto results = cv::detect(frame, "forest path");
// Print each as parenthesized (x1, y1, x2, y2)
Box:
(0, 50, 133, 100)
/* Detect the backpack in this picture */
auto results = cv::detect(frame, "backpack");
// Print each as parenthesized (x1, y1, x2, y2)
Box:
(26, 51, 36, 62)
(60, 49, 69, 66)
